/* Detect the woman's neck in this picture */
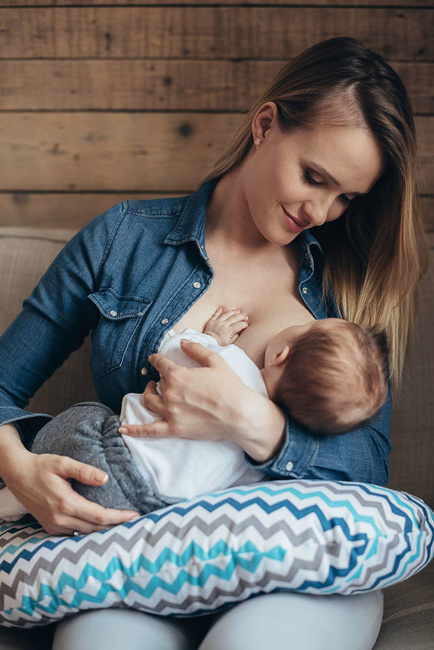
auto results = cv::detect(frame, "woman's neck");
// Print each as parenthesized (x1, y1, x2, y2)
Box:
(205, 166, 283, 256)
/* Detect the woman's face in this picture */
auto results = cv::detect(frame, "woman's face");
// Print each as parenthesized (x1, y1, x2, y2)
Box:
(243, 102, 385, 246)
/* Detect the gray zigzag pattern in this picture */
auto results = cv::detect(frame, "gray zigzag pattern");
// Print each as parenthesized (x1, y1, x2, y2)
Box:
(304, 482, 403, 532)
(0, 546, 415, 630)
(2, 556, 356, 628)
(1, 483, 430, 627)
(0, 489, 416, 601)
(311, 483, 433, 573)
(0, 522, 43, 547)
(0, 527, 403, 624)
(85, 555, 380, 617)
(0, 509, 353, 610)
(301, 482, 433, 589)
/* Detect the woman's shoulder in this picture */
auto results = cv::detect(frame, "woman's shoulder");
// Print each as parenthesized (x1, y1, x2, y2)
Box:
(80, 193, 193, 236)
(123, 193, 191, 220)
(72, 193, 195, 257)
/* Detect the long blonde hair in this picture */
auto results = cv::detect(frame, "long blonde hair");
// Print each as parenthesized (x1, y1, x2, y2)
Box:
(199, 37, 428, 392)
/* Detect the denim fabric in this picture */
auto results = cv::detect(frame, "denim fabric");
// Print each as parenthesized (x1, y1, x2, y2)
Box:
(30, 402, 167, 514)
(0, 177, 392, 485)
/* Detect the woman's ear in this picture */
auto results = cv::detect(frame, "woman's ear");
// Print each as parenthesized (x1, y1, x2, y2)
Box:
(268, 344, 291, 367)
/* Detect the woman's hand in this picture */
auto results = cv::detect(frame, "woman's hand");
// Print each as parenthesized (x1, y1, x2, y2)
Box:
(0, 426, 138, 535)
(120, 339, 287, 463)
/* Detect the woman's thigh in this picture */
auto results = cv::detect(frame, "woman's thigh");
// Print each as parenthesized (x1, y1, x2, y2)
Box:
(198, 590, 384, 650)
(52, 609, 212, 650)
(48, 590, 384, 650)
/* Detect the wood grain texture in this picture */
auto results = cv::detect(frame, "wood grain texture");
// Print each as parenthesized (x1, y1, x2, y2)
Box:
(0, 60, 432, 114)
(0, 3, 431, 232)
(0, 112, 239, 191)
(0, 7, 432, 60)
(0, 193, 432, 232)
(0, 113, 432, 191)
(4, 1, 433, 7)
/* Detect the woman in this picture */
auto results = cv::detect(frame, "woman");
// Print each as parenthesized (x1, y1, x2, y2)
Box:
(0, 37, 428, 649)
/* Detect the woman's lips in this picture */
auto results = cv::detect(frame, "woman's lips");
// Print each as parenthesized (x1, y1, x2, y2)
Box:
(281, 206, 306, 234)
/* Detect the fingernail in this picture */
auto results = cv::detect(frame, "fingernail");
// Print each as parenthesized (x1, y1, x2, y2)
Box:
(119, 427, 128, 434)
(96, 472, 108, 484)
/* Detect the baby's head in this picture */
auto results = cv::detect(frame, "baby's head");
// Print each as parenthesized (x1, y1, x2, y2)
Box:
(262, 318, 389, 435)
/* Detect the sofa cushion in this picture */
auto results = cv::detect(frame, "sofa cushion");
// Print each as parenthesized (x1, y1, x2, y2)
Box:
(0, 479, 433, 629)
(374, 559, 434, 650)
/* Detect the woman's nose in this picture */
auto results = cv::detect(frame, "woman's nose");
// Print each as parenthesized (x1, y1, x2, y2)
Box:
(302, 200, 329, 227)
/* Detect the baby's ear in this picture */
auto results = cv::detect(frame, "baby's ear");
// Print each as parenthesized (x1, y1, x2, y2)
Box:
(268, 344, 291, 367)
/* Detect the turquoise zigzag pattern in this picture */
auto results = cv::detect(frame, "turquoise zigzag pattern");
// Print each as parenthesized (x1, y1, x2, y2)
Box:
(0, 480, 433, 628)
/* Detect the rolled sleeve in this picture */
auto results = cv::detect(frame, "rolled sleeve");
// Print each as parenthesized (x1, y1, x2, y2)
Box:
(245, 416, 318, 479)
(245, 386, 392, 487)
(0, 405, 52, 447)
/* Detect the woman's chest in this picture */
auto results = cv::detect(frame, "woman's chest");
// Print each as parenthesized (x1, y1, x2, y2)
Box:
(172, 253, 315, 367)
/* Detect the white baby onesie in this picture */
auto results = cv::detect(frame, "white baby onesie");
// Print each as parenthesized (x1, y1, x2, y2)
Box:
(120, 328, 267, 503)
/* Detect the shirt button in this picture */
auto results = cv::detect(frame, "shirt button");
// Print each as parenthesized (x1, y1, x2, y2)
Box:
(301, 287, 309, 295)
(193, 281, 201, 289)
(161, 318, 169, 325)
(109, 310, 118, 316)
(285, 461, 294, 472)
(140, 367, 147, 376)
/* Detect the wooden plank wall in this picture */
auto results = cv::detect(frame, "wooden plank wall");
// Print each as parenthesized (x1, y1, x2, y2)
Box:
(0, 1, 432, 232)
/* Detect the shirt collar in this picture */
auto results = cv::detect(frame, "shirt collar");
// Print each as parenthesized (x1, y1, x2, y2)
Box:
(298, 228, 324, 270)
(164, 178, 219, 247)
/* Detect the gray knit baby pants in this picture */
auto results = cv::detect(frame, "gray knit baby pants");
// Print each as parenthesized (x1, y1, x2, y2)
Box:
(30, 402, 168, 515)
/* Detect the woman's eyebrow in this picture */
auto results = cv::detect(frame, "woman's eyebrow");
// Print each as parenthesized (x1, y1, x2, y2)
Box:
(311, 163, 367, 196)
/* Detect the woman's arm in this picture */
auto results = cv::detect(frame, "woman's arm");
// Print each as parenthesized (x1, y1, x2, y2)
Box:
(120, 340, 392, 487)
(244, 387, 392, 487)
(0, 202, 139, 532)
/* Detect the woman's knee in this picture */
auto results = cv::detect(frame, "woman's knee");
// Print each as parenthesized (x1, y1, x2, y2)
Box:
(198, 591, 384, 650)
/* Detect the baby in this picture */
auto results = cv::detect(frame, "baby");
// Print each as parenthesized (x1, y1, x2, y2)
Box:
(0, 309, 388, 520)
(119, 308, 388, 506)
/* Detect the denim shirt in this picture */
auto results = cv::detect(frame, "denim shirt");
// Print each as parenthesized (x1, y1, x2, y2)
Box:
(0, 178, 392, 485)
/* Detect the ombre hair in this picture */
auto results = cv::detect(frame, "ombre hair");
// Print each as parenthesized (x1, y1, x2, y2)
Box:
(199, 37, 428, 392)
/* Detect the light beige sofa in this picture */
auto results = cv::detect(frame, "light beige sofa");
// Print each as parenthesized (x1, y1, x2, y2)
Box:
(0, 226, 433, 650)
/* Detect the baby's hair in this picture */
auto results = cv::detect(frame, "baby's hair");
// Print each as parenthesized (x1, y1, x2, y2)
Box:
(273, 321, 389, 435)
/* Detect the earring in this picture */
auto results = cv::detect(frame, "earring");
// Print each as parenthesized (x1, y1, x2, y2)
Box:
(254, 138, 262, 146)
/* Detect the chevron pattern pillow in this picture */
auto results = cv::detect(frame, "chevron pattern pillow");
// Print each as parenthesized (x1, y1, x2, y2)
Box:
(1, 479, 433, 629)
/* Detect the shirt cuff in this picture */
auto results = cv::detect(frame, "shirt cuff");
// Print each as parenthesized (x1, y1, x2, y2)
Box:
(0, 407, 53, 447)
(244, 413, 318, 478)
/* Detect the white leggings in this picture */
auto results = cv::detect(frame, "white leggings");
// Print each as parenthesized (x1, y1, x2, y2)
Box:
(52, 591, 384, 650)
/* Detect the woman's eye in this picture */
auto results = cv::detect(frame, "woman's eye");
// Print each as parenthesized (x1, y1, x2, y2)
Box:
(303, 170, 322, 186)
(304, 169, 354, 206)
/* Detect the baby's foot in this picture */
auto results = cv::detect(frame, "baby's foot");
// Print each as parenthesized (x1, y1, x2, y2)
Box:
(204, 307, 249, 345)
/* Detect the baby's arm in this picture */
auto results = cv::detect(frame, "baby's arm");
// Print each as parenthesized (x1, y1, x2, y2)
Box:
(204, 307, 249, 345)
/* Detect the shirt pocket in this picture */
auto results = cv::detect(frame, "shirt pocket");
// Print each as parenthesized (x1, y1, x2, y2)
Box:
(88, 289, 153, 378)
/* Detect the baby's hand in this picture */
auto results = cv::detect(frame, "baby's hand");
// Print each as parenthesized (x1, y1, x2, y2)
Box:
(204, 307, 249, 345)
